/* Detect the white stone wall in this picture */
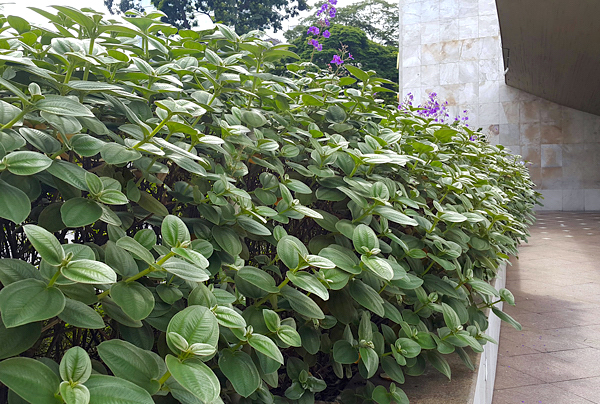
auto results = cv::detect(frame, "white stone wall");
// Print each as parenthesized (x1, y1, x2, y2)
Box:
(399, 0, 600, 211)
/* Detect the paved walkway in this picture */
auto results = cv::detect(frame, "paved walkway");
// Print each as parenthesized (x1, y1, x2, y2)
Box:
(492, 211, 600, 404)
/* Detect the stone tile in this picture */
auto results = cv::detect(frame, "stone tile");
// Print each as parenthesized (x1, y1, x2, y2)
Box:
(458, 60, 478, 83)
(538, 189, 563, 210)
(420, 64, 440, 87)
(585, 189, 600, 211)
(493, 383, 595, 404)
(583, 118, 600, 143)
(403, 23, 421, 46)
(479, 0, 497, 16)
(402, 2, 421, 25)
(421, 43, 442, 65)
(402, 66, 421, 89)
(541, 144, 563, 168)
(439, 18, 459, 41)
(493, 363, 544, 390)
(479, 14, 499, 37)
(479, 58, 501, 81)
(479, 36, 501, 59)
(520, 100, 541, 123)
(458, 82, 478, 104)
(548, 348, 600, 378)
(458, 17, 478, 40)
(520, 123, 541, 145)
(541, 124, 563, 144)
(499, 84, 522, 102)
(440, 62, 459, 85)
(541, 167, 563, 189)
(552, 377, 600, 404)
(403, 45, 421, 67)
(421, 0, 440, 23)
(496, 353, 568, 383)
(540, 100, 563, 123)
(402, 87, 421, 104)
(563, 189, 585, 211)
(460, 40, 482, 64)
(421, 21, 440, 44)
(459, 0, 478, 17)
(479, 80, 499, 103)
(479, 102, 499, 124)
(440, 40, 460, 63)
(499, 102, 519, 124)
(440, 0, 460, 19)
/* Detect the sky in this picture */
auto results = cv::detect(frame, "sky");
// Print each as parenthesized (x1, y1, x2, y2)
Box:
(1, 0, 362, 42)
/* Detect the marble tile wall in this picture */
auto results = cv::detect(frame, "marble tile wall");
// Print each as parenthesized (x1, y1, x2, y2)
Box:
(399, 0, 600, 211)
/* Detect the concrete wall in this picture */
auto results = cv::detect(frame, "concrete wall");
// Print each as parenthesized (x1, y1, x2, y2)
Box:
(398, 0, 600, 211)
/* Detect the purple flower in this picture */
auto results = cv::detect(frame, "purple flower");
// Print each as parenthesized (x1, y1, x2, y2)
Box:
(309, 39, 321, 50)
(324, 19, 330, 26)
(307, 26, 319, 35)
(329, 6, 336, 18)
(348, 53, 354, 60)
(323, 30, 330, 38)
(469, 135, 477, 141)
(330, 54, 343, 65)
(329, 0, 337, 5)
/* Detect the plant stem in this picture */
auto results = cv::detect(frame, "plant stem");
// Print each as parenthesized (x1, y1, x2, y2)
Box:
(1, 109, 27, 130)
(158, 370, 171, 385)
(134, 115, 171, 148)
(47, 268, 62, 288)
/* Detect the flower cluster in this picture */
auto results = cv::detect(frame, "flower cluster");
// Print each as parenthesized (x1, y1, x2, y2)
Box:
(307, 0, 336, 51)
(399, 92, 470, 127)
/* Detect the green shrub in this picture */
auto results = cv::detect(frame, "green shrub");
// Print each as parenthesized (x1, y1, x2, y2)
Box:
(0, 7, 539, 404)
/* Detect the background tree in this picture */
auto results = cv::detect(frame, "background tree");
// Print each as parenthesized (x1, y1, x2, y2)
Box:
(284, 0, 398, 46)
(145, 0, 308, 32)
(290, 24, 399, 94)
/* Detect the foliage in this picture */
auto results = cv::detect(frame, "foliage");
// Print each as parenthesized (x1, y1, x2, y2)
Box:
(290, 24, 399, 88)
(143, 0, 308, 32)
(284, 0, 398, 46)
(0, 6, 539, 404)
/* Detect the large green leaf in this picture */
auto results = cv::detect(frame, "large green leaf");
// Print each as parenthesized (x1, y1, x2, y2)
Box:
(84, 374, 154, 404)
(165, 355, 221, 402)
(110, 282, 155, 321)
(162, 258, 210, 282)
(19, 127, 61, 154)
(61, 260, 117, 284)
(212, 226, 242, 256)
(3, 151, 52, 176)
(0, 278, 65, 328)
(60, 197, 103, 227)
(280, 285, 324, 319)
(0, 320, 41, 359)
(59, 382, 90, 404)
(161, 215, 191, 247)
(59, 346, 92, 383)
(116, 236, 155, 264)
(353, 224, 379, 253)
(35, 95, 94, 117)
(286, 271, 329, 301)
(247, 333, 284, 364)
(23, 225, 64, 266)
(97, 339, 161, 394)
(58, 298, 105, 329)
(0, 179, 31, 224)
(0, 357, 61, 404)
(218, 350, 261, 397)
(166, 306, 219, 354)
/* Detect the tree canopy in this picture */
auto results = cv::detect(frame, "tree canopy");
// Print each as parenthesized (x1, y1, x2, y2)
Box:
(290, 24, 399, 88)
(147, 0, 308, 32)
(285, 0, 398, 46)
